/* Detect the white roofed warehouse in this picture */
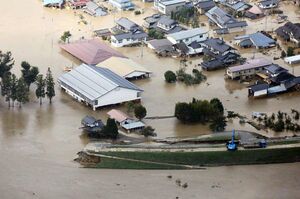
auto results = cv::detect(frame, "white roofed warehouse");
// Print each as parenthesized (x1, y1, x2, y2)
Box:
(58, 64, 143, 110)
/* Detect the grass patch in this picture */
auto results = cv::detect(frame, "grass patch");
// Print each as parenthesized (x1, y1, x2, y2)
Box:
(95, 157, 186, 169)
(95, 147, 300, 168)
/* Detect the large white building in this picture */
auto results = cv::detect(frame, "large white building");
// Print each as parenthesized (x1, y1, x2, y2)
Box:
(166, 28, 209, 45)
(109, 0, 135, 10)
(58, 64, 143, 110)
(154, 0, 186, 15)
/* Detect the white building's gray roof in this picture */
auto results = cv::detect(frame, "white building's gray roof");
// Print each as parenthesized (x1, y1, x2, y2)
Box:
(167, 28, 208, 41)
(58, 64, 142, 101)
(160, 0, 186, 6)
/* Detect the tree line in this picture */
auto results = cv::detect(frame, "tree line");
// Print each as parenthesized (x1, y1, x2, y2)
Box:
(0, 51, 55, 107)
(175, 98, 227, 132)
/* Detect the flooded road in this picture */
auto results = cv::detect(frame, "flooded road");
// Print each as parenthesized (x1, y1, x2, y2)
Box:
(0, 0, 300, 198)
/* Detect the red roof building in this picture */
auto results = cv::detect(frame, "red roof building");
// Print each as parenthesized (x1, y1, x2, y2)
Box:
(60, 39, 127, 65)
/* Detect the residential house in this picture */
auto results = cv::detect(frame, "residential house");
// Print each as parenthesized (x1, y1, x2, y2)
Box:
(205, 6, 248, 34)
(248, 73, 300, 97)
(68, 0, 90, 9)
(284, 54, 300, 64)
(258, 0, 279, 9)
(265, 64, 288, 77)
(234, 32, 276, 49)
(143, 14, 162, 29)
(107, 109, 145, 132)
(154, 0, 186, 15)
(275, 22, 300, 45)
(111, 32, 148, 47)
(245, 5, 264, 19)
(166, 28, 209, 45)
(111, 18, 148, 47)
(156, 16, 183, 34)
(201, 38, 240, 70)
(97, 57, 151, 79)
(58, 64, 143, 110)
(195, 0, 215, 14)
(83, 1, 107, 16)
(43, 0, 64, 8)
(109, 0, 135, 10)
(146, 39, 175, 55)
(114, 17, 141, 33)
(81, 115, 105, 133)
(226, 58, 273, 79)
(223, 1, 251, 13)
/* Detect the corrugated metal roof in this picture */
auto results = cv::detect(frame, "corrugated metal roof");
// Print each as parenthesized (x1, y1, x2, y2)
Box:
(58, 64, 142, 101)
(167, 28, 208, 41)
(249, 32, 275, 48)
(160, 0, 186, 6)
(121, 121, 145, 130)
(228, 58, 272, 73)
(43, 0, 64, 6)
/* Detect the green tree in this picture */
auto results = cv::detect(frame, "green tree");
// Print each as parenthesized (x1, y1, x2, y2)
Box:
(101, 118, 119, 139)
(0, 51, 14, 78)
(175, 102, 191, 122)
(35, 74, 46, 105)
(60, 31, 72, 43)
(164, 70, 177, 83)
(16, 77, 29, 107)
(45, 67, 55, 104)
(287, 47, 294, 57)
(21, 61, 39, 89)
(1, 72, 12, 107)
(140, 126, 157, 137)
(210, 98, 224, 115)
(134, 104, 147, 120)
(209, 116, 227, 132)
(10, 74, 18, 107)
(125, 101, 135, 113)
(281, 50, 286, 58)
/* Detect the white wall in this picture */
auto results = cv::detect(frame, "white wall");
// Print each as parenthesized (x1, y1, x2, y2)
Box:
(95, 87, 142, 108)
(167, 32, 209, 45)
(111, 36, 146, 47)
(125, 71, 148, 79)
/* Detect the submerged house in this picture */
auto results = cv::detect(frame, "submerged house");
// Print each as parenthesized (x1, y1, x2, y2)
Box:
(58, 64, 143, 110)
(245, 5, 264, 19)
(146, 39, 174, 55)
(248, 72, 300, 97)
(109, 0, 135, 10)
(234, 32, 276, 49)
(143, 14, 162, 29)
(201, 38, 240, 70)
(223, 1, 251, 13)
(83, 1, 107, 16)
(226, 58, 273, 79)
(43, 0, 64, 7)
(195, 0, 215, 14)
(111, 18, 148, 47)
(60, 39, 127, 65)
(156, 16, 183, 34)
(258, 0, 279, 9)
(107, 109, 145, 132)
(205, 6, 248, 34)
(154, 0, 187, 15)
(68, 0, 90, 9)
(166, 28, 209, 45)
(275, 22, 300, 45)
(81, 115, 105, 133)
(97, 57, 151, 79)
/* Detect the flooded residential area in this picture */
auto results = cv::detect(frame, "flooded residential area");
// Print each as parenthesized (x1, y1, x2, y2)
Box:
(0, 0, 300, 198)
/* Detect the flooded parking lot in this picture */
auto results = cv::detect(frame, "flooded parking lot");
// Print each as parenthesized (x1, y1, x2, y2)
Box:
(0, 0, 300, 198)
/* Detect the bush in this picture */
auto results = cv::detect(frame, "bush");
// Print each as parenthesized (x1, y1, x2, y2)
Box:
(287, 47, 294, 57)
(134, 10, 141, 15)
(134, 105, 147, 120)
(164, 71, 177, 83)
(140, 126, 157, 137)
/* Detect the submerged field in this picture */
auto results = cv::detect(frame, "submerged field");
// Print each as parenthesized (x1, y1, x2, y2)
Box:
(92, 147, 300, 169)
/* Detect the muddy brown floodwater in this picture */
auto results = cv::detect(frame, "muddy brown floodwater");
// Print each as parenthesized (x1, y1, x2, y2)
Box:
(0, 0, 300, 198)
